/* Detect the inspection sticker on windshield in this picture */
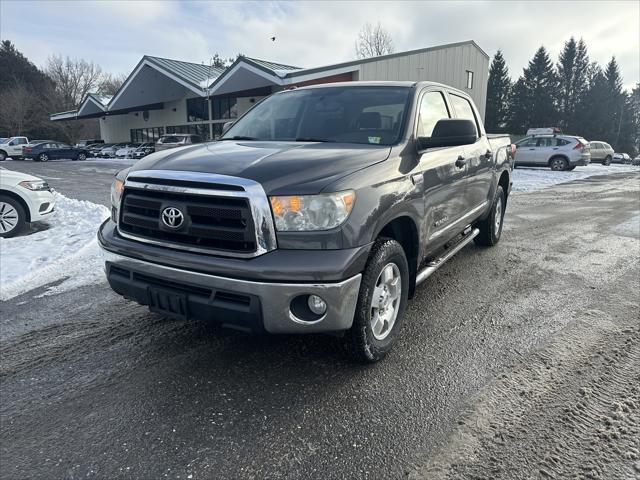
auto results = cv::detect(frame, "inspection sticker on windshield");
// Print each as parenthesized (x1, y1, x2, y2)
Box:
(368, 136, 381, 144)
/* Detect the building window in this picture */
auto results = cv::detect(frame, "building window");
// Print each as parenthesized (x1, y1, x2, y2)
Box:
(166, 123, 210, 140)
(130, 127, 164, 143)
(466, 70, 474, 89)
(187, 97, 209, 122)
(212, 97, 238, 120)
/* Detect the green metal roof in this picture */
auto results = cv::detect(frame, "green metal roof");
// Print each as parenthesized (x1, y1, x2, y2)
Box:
(146, 55, 226, 88)
(243, 57, 300, 72)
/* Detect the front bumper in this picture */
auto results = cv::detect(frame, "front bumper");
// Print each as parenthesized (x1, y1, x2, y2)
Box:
(100, 247, 362, 334)
(27, 189, 55, 221)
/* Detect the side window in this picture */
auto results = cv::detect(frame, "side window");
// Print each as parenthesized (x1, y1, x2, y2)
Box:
(518, 137, 537, 148)
(537, 137, 556, 147)
(19, 138, 27, 145)
(417, 91, 450, 138)
(449, 94, 479, 138)
(556, 138, 569, 146)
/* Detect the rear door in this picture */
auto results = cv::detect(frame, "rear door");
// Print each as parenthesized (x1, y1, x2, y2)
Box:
(415, 89, 469, 245)
(447, 92, 493, 213)
(514, 137, 538, 165)
(590, 142, 602, 161)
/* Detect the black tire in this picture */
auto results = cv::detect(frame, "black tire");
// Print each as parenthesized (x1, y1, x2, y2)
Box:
(474, 185, 506, 247)
(13, 156, 24, 161)
(603, 155, 611, 166)
(345, 237, 409, 363)
(77, 153, 87, 161)
(0, 151, 6, 161)
(0, 195, 27, 238)
(38, 153, 49, 162)
(549, 156, 568, 171)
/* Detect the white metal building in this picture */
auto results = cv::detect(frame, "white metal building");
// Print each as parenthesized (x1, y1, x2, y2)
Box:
(51, 40, 489, 143)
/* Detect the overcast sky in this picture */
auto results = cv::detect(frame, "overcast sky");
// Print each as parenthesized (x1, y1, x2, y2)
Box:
(2, 0, 638, 90)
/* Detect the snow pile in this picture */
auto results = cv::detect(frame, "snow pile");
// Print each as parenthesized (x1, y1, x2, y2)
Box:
(512, 164, 639, 192)
(0, 192, 109, 300)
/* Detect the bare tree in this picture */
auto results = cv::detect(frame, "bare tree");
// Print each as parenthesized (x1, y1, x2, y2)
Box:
(355, 22, 394, 59)
(98, 72, 128, 96)
(45, 55, 103, 109)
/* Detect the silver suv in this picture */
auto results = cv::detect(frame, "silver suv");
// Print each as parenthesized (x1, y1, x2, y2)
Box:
(589, 141, 614, 165)
(514, 135, 591, 171)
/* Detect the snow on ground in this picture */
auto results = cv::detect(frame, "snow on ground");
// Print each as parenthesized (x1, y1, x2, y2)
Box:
(512, 164, 639, 192)
(0, 192, 109, 300)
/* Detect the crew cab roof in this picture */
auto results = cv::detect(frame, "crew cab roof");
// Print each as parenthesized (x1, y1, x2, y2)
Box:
(291, 80, 466, 96)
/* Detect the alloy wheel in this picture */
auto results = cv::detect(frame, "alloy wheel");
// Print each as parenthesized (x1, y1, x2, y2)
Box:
(370, 263, 402, 340)
(0, 202, 19, 234)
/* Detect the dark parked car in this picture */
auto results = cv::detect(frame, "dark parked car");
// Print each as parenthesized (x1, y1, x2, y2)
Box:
(100, 82, 513, 362)
(22, 142, 88, 162)
(77, 139, 104, 148)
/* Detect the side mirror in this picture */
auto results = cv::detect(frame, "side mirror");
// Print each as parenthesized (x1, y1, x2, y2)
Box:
(418, 119, 477, 149)
(222, 121, 234, 134)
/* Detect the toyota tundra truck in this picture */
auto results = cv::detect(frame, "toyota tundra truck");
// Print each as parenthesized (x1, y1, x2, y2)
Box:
(98, 82, 513, 362)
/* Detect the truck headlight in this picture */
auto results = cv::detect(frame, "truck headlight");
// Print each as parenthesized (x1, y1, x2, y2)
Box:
(269, 191, 355, 231)
(19, 180, 50, 191)
(111, 167, 130, 209)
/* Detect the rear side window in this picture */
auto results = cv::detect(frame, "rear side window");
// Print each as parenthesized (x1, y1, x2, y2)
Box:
(417, 91, 450, 138)
(556, 138, 570, 146)
(449, 94, 479, 137)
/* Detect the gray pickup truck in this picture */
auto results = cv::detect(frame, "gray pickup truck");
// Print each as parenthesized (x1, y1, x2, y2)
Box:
(99, 82, 513, 362)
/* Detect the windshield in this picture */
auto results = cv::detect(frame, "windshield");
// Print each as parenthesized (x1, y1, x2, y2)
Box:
(222, 86, 411, 146)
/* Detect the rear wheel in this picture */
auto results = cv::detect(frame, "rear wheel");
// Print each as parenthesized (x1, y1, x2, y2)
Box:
(603, 155, 612, 166)
(475, 185, 505, 247)
(345, 237, 409, 363)
(0, 196, 27, 238)
(550, 156, 568, 171)
(38, 153, 49, 162)
(77, 153, 87, 161)
(0, 151, 6, 161)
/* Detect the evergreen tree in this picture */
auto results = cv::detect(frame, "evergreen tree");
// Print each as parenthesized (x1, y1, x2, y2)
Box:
(508, 46, 559, 134)
(604, 57, 626, 146)
(556, 38, 589, 132)
(578, 67, 609, 141)
(485, 50, 511, 132)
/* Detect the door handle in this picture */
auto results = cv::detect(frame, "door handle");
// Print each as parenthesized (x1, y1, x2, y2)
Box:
(455, 155, 467, 168)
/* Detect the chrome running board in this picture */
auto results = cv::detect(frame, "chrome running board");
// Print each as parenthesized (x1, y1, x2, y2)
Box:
(415, 227, 480, 286)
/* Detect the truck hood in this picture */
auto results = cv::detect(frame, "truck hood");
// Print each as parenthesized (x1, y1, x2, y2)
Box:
(129, 140, 391, 195)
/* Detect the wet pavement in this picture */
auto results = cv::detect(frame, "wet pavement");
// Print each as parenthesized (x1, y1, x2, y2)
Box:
(1, 162, 639, 479)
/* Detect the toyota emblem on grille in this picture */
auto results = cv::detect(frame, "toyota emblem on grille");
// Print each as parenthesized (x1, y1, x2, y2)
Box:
(161, 206, 184, 229)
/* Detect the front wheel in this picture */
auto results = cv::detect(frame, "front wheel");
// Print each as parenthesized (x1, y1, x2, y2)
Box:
(77, 153, 87, 161)
(345, 237, 409, 363)
(0, 151, 6, 161)
(474, 185, 505, 247)
(0, 195, 27, 238)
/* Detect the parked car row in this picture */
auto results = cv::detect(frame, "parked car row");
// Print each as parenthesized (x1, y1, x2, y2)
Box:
(513, 128, 636, 171)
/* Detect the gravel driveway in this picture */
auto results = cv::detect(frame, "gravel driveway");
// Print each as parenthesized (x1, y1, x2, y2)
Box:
(1, 161, 638, 479)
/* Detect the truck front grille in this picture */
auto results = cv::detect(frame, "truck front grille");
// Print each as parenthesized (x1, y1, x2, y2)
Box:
(119, 188, 257, 253)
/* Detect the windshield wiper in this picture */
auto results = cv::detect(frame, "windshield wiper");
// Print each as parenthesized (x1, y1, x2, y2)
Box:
(294, 137, 334, 143)
(219, 136, 259, 141)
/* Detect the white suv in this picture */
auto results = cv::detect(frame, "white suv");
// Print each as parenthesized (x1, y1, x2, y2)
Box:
(514, 135, 591, 171)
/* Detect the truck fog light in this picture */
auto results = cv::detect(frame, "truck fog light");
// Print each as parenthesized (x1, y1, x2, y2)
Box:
(308, 295, 327, 315)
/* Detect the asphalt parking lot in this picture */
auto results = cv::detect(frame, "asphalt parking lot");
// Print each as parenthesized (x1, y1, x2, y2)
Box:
(1, 160, 639, 479)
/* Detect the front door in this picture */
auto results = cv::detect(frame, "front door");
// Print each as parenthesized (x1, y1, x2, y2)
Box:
(414, 89, 469, 247)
